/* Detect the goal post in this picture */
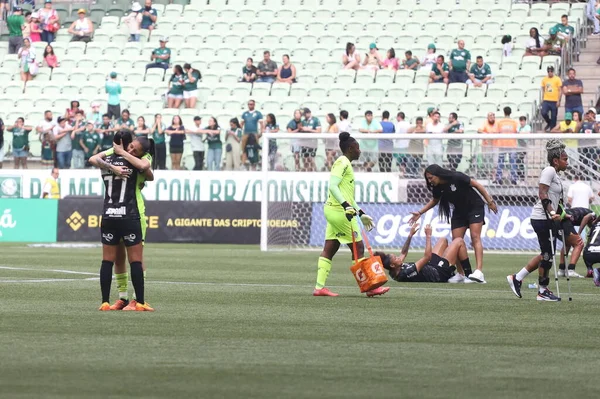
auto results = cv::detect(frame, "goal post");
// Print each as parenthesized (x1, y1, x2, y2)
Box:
(260, 132, 600, 252)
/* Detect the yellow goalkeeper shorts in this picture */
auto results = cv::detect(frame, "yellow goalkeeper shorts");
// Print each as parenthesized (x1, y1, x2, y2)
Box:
(324, 205, 362, 244)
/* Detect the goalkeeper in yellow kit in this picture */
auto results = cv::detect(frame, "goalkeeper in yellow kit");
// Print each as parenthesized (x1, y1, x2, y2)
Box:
(313, 132, 390, 297)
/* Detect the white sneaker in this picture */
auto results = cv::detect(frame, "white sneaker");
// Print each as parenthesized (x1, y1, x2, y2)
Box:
(467, 269, 486, 283)
(567, 270, 584, 278)
(448, 273, 467, 283)
(558, 269, 565, 277)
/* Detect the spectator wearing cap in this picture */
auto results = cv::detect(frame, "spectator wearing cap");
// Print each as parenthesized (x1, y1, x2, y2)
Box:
(242, 57, 257, 83)
(124, 2, 143, 42)
(449, 40, 471, 84)
(141, 0, 158, 31)
(421, 43, 437, 68)
(467, 56, 493, 87)
(29, 12, 42, 42)
(256, 51, 278, 83)
(39, 0, 59, 43)
(87, 103, 102, 125)
(552, 112, 580, 161)
(68, 9, 93, 43)
(7, 7, 24, 55)
(543, 27, 564, 56)
(53, 116, 75, 169)
(541, 65, 562, 131)
(359, 110, 382, 172)
(298, 108, 321, 172)
(429, 55, 449, 84)
(146, 37, 171, 70)
(105, 72, 121, 120)
(562, 67, 584, 116)
(362, 43, 382, 71)
(342, 42, 361, 70)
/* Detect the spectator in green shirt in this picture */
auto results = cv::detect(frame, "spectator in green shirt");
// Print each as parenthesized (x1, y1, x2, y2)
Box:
(96, 113, 115, 151)
(7, 7, 24, 55)
(183, 63, 201, 109)
(554, 15, 575, 42)
(115, 109, 135, 133)
(146, 36, 171, 71)
(71, 118, 87, 169)
(6, 117, 32, 169)
(105, 71, 121, 120)
(151, 113, 167, 169)
(449, 39, 471, 84)
(429, 55, 449, 84)
(81, 122, 101, 167)
(167, 64, 185, 109)
(467, 56, 493, 87)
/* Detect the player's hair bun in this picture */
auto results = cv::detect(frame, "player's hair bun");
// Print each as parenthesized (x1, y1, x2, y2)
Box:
(546, 139, 565, 153)
(339, 132, 351, 141)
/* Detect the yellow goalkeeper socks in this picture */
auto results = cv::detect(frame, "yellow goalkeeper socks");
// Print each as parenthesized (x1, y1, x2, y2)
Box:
(115, 272, 128, 300)
(315, 257, 332, 289)
(132, 270, 147, 301)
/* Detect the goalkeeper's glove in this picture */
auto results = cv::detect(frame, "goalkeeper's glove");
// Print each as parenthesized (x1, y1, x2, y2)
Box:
(342, 201, 357, 221)
(359, 210, 375, 232)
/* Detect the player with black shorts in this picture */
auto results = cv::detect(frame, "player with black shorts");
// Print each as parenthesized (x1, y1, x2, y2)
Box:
(583, 218, 600, 285)
(374, 224, 473, 283)
(557, 207, 593, 277)
(409, 164, 497, 283)
(89, 131, 154, 312)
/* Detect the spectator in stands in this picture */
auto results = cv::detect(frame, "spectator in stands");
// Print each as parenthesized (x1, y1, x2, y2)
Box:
(0, 117, 4, 169)
(37, 111, 56, 168)
(287, 109, 303, 171)
(298, 108, 321, 172)
(277, 54, 296, 84)
(187, 116, 205, 171)
(124, 2, 143, 42)
(444, 112, 464, 171)
(71, 115, 86, 169)
(495, 107, 519, 185)
(552, 112, 580, 162)
(256, 51, 278, 83)
(5, 117, 32, 169)
(17, 38, 36, 82)
(382, 48, 399, 70)
(64, 100, 80, 124)
(29, 13, 42, 42)
(567, 173, 594, 208)
(407, 117, 425, 177)
(501, 35, 512, 57)
(554, 15, 575, 42)
(166, 115, 185, 170)
(244, 132, 261, 171)
(562, 68, 584, 115)
(151, 114, 167, 169)
(146, 37, 171, 71)
(39, 0, 59, 44)
(105, 72, 121, 120)
(362, 43, 382, 71)
(359, 110, 382, 172)
(325, 113, 339, 170)
(588, 0, 600, 35)
(425, 111, 444, 166)
(467, 56, 493, 87)
(429, 55, 449, 84)
(203, 117, 222, 171)
(242, 57, 257, 83)
(134, 116, 149, 138)
(68, 9, 93, 43)
(525, 27, 545, 57)
(541, 65, 562, 131)
(167, 65, 185, 109)
(53, 117, 74, 169)
(543, 27, 564, 57)
(81, 121, 101, 168)
(421, 43, 437, 68)
(342, 42, 360, 70)
(96, 113, 114, 152)
(225, 117, 242, 171)
(43, 44, 58, 68)
(141, 0, 158, 32)
(401, 50, 418, 71)
(379, 111, 395, 173)
(116, 109, 134, 133)
(580, 109, 599, 168)
(87, 103, 102, 125)
(338, 110, 351, 133)
(7, 7, 24, 55)
(478, 112, 498, 178)
(393, 112, 410, 175)
(516, 116, 531, 183)
(264, 114, 279, 170)
(241, 99, 263, 157)
(449, 40, 471, 84)
(183, 63, 201, 109)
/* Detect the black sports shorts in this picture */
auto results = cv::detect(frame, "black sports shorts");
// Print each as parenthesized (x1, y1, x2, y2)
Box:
(451, 205, 485, 230)
(427, 253, 455, 282)
(101, 218, 143, 247)
(558, 219, 577, 241)
(583, 251, 600, 269)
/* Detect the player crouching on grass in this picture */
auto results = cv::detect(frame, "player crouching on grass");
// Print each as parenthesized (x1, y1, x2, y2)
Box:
(374, 224, 473, 283)
(582, 215, 600, 286)
(557, 207, 593, 278)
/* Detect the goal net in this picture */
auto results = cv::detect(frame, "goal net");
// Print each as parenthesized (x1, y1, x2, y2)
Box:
(259, 132, 600, 252)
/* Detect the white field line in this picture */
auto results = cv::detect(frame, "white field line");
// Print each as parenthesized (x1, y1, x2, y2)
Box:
(0, 266, 97, 276)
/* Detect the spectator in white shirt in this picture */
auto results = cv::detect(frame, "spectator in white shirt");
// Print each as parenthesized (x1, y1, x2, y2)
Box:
(568, 174, 594, 208)
(124, 2, 143, 42)
(337, 110, 352, 133)
(425, 111, 444, 165)
(186, 116, 205, 170)
(394, 111, 411, 175)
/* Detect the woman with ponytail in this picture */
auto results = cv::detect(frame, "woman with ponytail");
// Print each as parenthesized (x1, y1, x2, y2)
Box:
(409, 164, 497, 283)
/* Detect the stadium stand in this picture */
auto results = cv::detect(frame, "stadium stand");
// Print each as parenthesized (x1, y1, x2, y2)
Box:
(0, 0, 595, 171)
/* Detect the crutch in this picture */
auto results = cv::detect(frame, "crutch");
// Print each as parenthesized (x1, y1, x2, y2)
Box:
(545, 210, 561, 299)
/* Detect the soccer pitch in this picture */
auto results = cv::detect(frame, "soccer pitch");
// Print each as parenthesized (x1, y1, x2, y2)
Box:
(0, 244, 598, 399)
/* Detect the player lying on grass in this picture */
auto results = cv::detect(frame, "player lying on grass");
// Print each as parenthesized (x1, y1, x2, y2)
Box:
(90, 131, 155, 311)
(557, 207, 594, 278)
(374, 224, 474, 283)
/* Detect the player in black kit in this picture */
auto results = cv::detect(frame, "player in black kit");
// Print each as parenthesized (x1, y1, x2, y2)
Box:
(581, 215, 600, 285)
(374, 224, 473, 283)
(557, 207, 592, 278)
(89, 131, 154, 311)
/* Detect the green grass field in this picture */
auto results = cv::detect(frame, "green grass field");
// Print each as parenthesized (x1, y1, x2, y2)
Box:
(0, 243, 599, 399)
